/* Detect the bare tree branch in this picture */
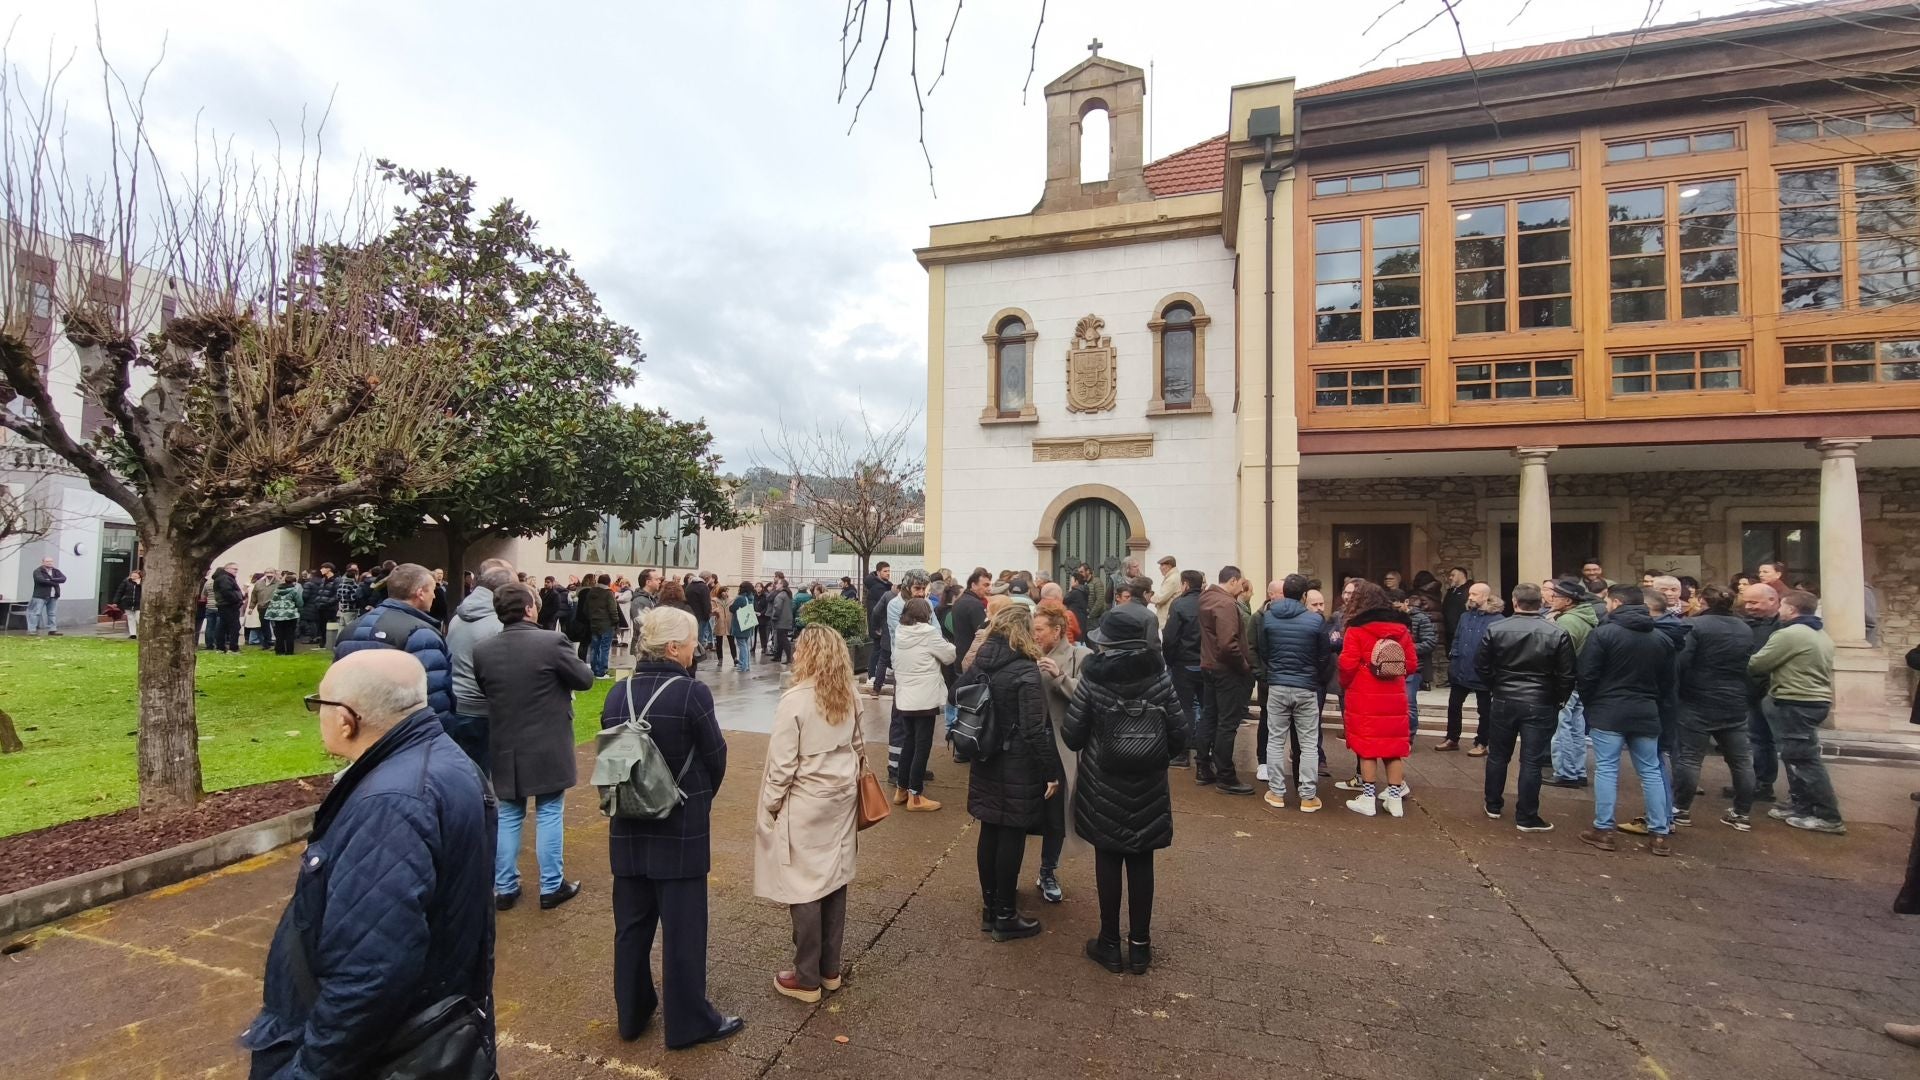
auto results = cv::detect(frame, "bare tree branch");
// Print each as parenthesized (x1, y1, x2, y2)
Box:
(927, 0, 962, 96)
(1020, 0, 1048, 106)
(1440, 0, 1500, 138)
(908, 0, 935, 195)
(1362, 2, 1453, 70)
(844, 0, 893, 133)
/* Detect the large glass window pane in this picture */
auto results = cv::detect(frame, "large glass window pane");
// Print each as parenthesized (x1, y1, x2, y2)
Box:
(1518, 297, 1572, 327)
(1453, 161, 1490, 180)
(1609, 224, 1665, 256)
(1518, 231, 1571, 263)
(1316, 313, 1361, 342)
(1315, 178, 1347, 196)
(1611, 257, 1665, 289)
(1781, 275, 1842, 311)
(1315, 220, 1362, 251)
(1610, 292, 1665, 323)
(1858, 161, 1918, 194)
(1454, 237, 1504, 269)
(1315, 281, 1362, 312)
(1607, 142, 1646, 162)
(1532, 151, 1571, 171)
(1315, 251, 1364, 280)
(1519, 264, 1571, 295)
(1681, 249, 1738, 282)
(1455, 302, 1505, 335)
(1516, 198, 1571, 230)
(1373, 245, 1421, 277)
(1373, 308, 1420, 339)
(1491, 156, 1529, 176)
(997, 341, 1026, 411)
(1608, 187, 1664, 220)
(1682, 285, 1739, 318)
(1374, 213, 1421, 247)
(1694, 130, 1736, 151)
(1679, 179, 1737, 215)
(1679, 214, 1736, 249)
(1779, 168, 1840, 204)
(1162, 328, 1194, 404)
(1649, 136, 1690, 157)
(1349, 173, 1384, 192)
(1386, 170, 1422, 188)
(1455, 270, 1504, 301)
(1861, 271, 1920, 306)
(1612, 354, 1651, 374)
(1373, 278, 1420, 308)
(1775, 120, 1818, 141)
(1455, 205, 1504, 238)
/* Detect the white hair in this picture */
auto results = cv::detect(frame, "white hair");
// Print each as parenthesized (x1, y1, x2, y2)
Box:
(640, 606, 698, 659)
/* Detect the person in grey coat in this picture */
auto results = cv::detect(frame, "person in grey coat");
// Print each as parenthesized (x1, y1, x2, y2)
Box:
(473, 581, 595, 911)
(771, 582, 796, 664)
(446, 561, 517, 770)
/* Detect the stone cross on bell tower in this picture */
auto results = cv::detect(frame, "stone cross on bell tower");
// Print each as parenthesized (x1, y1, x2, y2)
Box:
(1037, 47, 1150, 213)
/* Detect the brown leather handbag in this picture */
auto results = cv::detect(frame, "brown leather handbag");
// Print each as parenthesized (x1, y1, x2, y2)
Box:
(856, 759, 890, 831)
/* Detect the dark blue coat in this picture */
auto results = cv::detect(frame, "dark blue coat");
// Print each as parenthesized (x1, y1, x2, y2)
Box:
(242, 710, 494, 1078)
(333, 600, 455, 726)
(599, 661, 729, 880)
(1253, 598, 1327, 690)
(1448, 609, 1500, 689)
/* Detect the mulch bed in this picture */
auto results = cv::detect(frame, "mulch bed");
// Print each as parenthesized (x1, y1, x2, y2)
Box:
(0, 775, 333, 896)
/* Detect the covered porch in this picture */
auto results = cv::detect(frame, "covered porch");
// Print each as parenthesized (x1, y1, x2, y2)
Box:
(1295, 436, 1920, 731)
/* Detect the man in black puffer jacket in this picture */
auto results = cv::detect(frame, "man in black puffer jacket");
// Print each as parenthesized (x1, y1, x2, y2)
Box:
(1673, 584, 1760, 830)
(1063, 604, 1185, 976)
(1159, 571, 1206, 768)
(1577, 585, 1678, 856)
(1475, 583, 1575, 832)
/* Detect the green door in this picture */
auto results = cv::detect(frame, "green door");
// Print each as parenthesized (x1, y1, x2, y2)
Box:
(1053, 499, 1129, 584)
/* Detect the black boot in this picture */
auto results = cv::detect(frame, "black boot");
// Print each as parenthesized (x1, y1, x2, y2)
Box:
(1084, 936, 1124, 973)
(1127, 939, 1153, 975)
(979, 905, 993, 933)
(991, 906, 1042, 942)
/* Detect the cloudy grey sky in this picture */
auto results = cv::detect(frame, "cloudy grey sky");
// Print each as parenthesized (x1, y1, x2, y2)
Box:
(12, 0, 1763, 470)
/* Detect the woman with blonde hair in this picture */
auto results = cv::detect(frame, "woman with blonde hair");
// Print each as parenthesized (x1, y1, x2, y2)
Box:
(957, 604, 1062, 940)
(962, 594, 1015, 671)
(599, 606, 741, 1049)
(756, 626, 866, 1002)
(1031, 602, 1087, 903)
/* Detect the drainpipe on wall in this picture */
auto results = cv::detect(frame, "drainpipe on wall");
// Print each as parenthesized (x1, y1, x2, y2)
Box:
(1248, 105, 1294, 585)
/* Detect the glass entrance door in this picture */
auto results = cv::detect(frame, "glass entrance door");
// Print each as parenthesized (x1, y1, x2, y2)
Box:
(98, 523, 138, 614)
(1332, 524, 1410, 596)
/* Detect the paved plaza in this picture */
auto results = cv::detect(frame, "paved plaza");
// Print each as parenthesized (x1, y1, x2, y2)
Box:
(5, 666, 1919, 1080)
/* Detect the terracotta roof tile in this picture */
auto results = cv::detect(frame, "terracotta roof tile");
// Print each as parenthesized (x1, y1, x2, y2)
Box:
(1143, 134, 1227, 197)
(1299, 0, 1915, 99)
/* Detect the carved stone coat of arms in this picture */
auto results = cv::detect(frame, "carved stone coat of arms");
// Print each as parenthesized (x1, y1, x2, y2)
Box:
(1066, 314, 1117, 413)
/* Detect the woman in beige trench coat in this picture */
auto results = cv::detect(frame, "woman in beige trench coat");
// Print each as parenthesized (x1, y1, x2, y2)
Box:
(755, 625, 865, 1004)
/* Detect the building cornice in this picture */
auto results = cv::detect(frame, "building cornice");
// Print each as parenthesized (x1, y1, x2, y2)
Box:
(916, 193, 1222, 268)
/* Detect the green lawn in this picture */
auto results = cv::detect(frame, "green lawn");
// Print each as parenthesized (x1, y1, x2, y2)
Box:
(0, 636, 618, 837)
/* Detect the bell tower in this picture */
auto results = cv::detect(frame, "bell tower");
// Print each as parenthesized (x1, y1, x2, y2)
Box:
(1037, 43, 1150, 213)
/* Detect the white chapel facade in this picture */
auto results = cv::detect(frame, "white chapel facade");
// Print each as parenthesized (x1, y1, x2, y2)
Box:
(917, 52, 1296, 582)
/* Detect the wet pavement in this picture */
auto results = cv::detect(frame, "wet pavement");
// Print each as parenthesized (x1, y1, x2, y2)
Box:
(5, 661, 1920, 1079)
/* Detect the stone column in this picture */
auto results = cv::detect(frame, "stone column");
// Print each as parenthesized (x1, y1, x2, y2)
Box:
(1814, 437, 1889, 729)
(1513, 447, 1557, 592)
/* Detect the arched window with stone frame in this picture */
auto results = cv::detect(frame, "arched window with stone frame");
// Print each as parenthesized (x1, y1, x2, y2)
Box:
(981, 307, 1039, 423)
(1148, 293, 1212, 415)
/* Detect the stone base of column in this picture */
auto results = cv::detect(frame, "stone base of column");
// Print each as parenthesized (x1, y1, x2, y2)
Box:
(1831, 645, 1896, 731)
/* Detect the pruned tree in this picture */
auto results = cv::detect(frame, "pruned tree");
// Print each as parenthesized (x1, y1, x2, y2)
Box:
(762, 407, 924, 583)
(335, 163, 744, 598)
(0, 45, 462, 810)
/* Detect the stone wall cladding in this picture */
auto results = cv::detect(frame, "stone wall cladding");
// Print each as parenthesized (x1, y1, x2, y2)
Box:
(1302, 468, 1920, 706)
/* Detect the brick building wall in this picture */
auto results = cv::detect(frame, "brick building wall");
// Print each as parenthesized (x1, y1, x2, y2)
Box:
(1301, 468, 1920, 707)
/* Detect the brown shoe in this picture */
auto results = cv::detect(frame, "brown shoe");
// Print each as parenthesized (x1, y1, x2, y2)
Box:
(892, 787, 909, 806)
(1466, 744, 1488, 758)
(1648, 835, 1672, 857)
(907, 793, 942, 812)
(1579, 828, 1617, 852)
(774, 970, 821, 1003)
(1433, 740, 1460, 752)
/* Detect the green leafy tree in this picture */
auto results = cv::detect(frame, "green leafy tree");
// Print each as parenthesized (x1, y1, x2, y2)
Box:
(337, 163, 741, 587)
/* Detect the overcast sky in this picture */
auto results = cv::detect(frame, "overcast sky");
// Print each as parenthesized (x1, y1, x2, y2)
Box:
(11, 0, 1767, 471)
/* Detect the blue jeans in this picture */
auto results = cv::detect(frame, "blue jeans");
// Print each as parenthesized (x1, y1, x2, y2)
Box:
(1590, 729, 1671, 835)
(1404, 672, 1423, 745)
(26, 596, 55, 633)
(732, 632, 751, 672)
(497, 791, 567, 896)
(1551, 691, 1588, 780)
(203, 608, 222, 649)
(590, 630, 615, 676)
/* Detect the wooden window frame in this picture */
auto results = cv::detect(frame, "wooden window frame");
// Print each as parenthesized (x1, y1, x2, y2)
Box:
(1776, 108, 1916, 142)
(1604, 127, 1740, 164)
(1781, 337, 1920, 386)
(1778, 159, 1920, 312)
(1312, 211, 1423, 345)
(1450, 146, 1575, 183)
(1454, 355, 1577, 403)
(980, 307, 1038, 425)
(1147, 292, 1213, 416)
(1609, 346, 1745, 396)
(1312, 166, 1424, 198)
(1607, 176, 1742, 325)
(1452, 193, 1573, 336)
(1311, 364, 1423, 410)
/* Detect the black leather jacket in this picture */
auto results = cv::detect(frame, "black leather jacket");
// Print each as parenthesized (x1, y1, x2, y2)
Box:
(1474, 611, 1576, 713)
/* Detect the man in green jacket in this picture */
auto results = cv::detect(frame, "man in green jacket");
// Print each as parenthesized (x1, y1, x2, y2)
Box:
(1748, 588, 1843, 834)
(1545, 579, 1602, 786)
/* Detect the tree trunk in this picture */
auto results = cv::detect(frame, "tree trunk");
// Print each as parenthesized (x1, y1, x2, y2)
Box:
(0, 706, 23, 753)
(135, 539, 209, 812)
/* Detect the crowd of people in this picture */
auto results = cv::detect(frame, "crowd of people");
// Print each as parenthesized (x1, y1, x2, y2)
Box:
(239, 547, 1915, 1077)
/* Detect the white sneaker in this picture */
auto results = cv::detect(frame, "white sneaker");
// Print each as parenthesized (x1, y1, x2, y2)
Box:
(1255, 764, 1269, 782)
(1380, 789, 1405, 818)
(1345, 793, 1377, 817)
(1398, 782, 1412, 800)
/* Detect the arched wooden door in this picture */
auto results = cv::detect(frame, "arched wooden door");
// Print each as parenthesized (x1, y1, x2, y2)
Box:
(1053, 498, 1130, 583)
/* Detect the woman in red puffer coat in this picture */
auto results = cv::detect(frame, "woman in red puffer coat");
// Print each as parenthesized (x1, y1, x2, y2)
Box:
(1337, 580, 1417, 820)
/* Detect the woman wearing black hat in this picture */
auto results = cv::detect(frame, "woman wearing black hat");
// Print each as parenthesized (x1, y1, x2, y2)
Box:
(957, 604, 1061, 941)
(1062, 604, 1185, 974)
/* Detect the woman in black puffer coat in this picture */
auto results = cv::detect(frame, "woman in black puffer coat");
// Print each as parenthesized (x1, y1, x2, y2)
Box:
(1062, 606, 1184, 975)
(958, 605, 1061, 942)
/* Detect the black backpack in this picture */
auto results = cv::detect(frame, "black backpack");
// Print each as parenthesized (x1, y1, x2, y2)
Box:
(949, 679, 999, 763)
(1099, 698, 1169, 773)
